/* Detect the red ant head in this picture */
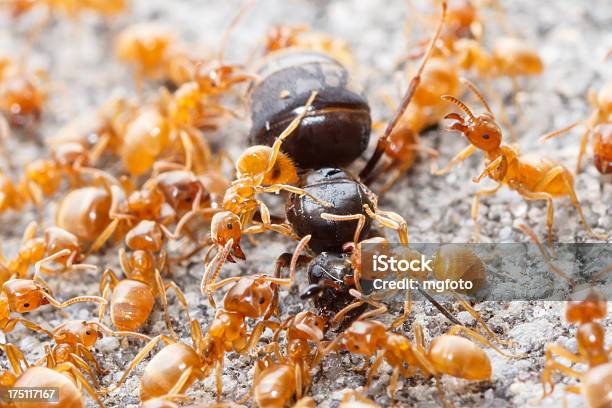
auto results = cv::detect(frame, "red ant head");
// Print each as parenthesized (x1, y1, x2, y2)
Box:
(443, 97, 502, 153)
(442, 78, 503, 153)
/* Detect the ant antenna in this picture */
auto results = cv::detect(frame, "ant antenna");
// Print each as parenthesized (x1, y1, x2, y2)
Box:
(360, 1, 447, 179)
(218, 0, 257, 64)
(441, 95, 476, 122)
(460, 77, 494, 115)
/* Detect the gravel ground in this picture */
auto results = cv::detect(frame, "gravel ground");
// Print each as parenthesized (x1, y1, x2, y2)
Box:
(0, 0, 611, 407)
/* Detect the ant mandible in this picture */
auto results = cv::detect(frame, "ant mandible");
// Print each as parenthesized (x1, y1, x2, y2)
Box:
(431, 78, 607, 244)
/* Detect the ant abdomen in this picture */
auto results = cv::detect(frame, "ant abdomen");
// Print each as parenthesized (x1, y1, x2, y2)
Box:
(432, 244, 486, 294)
(249, 50, 371, 169)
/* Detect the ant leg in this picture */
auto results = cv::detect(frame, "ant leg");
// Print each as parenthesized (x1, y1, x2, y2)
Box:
(242, 222, 299, 240)
(0, 115, 14, 169)
(67, 352, 100, 387)
(21, 220, 38, 243)
(34, 249, 71, 276)
(242, 200, 299, 239)
(541, 357, 582, 397)
(388, 367, 400, 400)
(166, 366, 194, 397)
(559, 172, 608, 241)
(41, 292, 106, 309)
(451, 293, 512, 346)
(348, 289, 388, 321)
(332, 300, 366, 327)
(54, 362, 103, 408)
(265, 91, 318, 174)
(154, 269, 178, 340)
(576, 127, 592, 173)
(257, 184, 331, 207)
(473, 156, 504, 184)
(360, 0, 447, 179)
(320, 213, 366, 252)
(390, 286, 412, 329)
(88, 133, 110, 164)
(206, 276, 242, 292)
(431, 145, 477, 176)
(379, 155, 426, 195)
(104, 335, 175, 394)
(179, 130, 194, 170)
(165, 279, 192, 322)
(365, 353, 384, 388)
(517, 224, 573, 285)
(446, 325, 517, 358)
(215, 359, 224, 401)
(0, 343, 29, 375)
(75, 344, 105, 374)
(91, 322, 151, 342)
(472, 183, 503, 242)
(190, 319, 205, 355)
(545, 344, 583, 364)
(364, 204, 409, 245)
(3, 317, 53, 337)
(289, 235, 311, 283)
(294, 364, 304, 399)
(245, 320, 280, 353)
(89, 218, 120, 253)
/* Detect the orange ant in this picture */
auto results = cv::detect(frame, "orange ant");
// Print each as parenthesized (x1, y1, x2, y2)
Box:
(0, 171, 27, 214)
(0, 57, 48, 128)
(541, 289, 612, 408)
(362, 4, 450, 191)
(115, 23, 180, 85)
(0, 343, 103, 407)
(34, 320, 149, 388)
(55, 186, 112, 245)
(263, 24, 356, 68)
(4, 0, 126, 20)
(1, 275, 105, 336)
(6, 221, 96, 278)
(323, 318, 510, 402)
(332, 235, 495, 340)
(222, 91, 324, 225)
(413, 1, 543, 82)
(251, 310, 325, 407)
(106, 236, 310, 403)
(46, 95, 134, 166)
(338, 390, 381, 408)
(82, 166, 213, 253)
(98, 221, 192, 338)
(540, 82, 612, 174)
(359, 1, 447, 183)
(431, 78, 607, 244)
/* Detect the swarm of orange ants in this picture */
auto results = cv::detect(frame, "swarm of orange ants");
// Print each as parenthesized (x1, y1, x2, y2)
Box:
(0, 0, 610, 407)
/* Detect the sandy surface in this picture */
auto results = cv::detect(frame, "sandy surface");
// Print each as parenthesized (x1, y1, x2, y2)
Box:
(0, 0, 611, 407)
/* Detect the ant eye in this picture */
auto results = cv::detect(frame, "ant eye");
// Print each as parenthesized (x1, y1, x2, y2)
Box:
(85, 331, 91, 335)
(226, 223, 233, 230)
(482, 134, 490, 139)
(23, 303, 30, 308)
(259, 297, 266, 304)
